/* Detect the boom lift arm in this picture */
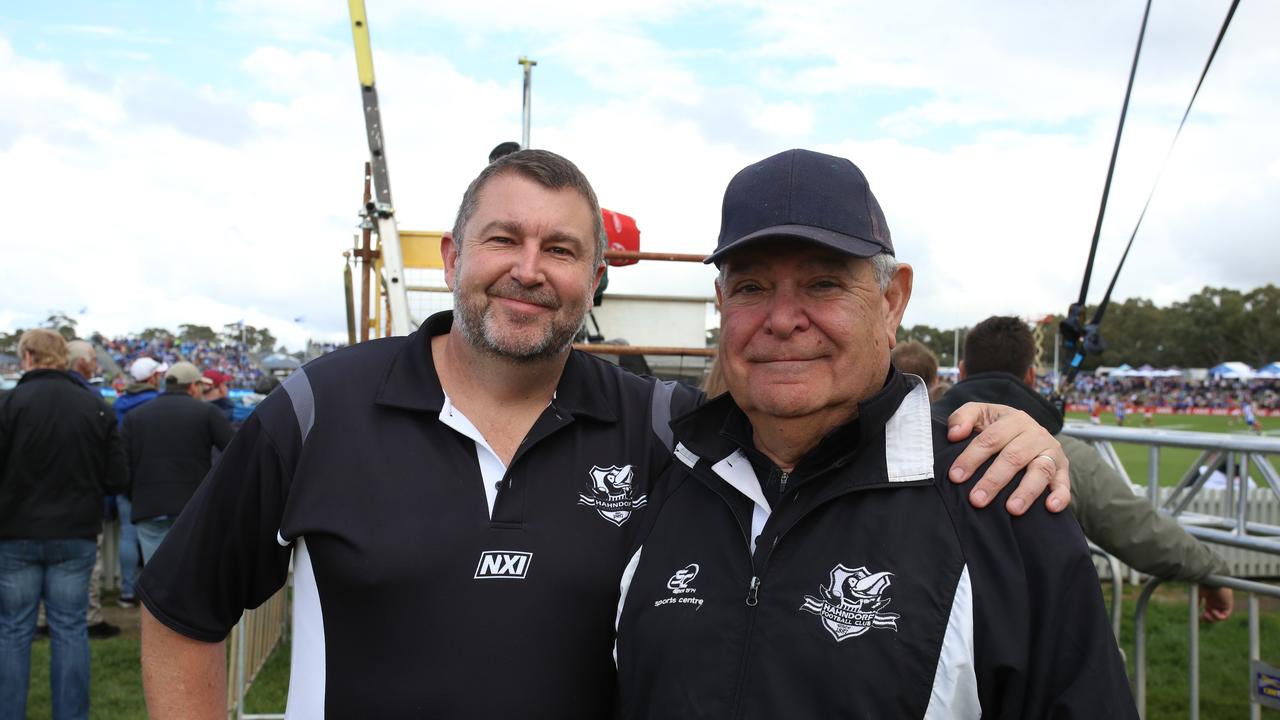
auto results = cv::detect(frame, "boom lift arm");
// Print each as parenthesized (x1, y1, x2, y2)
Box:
(348, 0, 414, 336)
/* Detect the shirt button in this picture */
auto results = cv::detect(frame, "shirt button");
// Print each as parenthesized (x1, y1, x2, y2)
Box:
(494, 481, 503, 491)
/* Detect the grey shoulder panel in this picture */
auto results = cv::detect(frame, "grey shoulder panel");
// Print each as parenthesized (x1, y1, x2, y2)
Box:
(650, 379, 678, 451)
(281, 369, 316, 444)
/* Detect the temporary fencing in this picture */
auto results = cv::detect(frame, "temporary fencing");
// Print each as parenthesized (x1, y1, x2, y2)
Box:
(1063, 423, 1280, 719)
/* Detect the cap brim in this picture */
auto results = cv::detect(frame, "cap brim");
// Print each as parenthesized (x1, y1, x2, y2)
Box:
(705, 224, 888, 265)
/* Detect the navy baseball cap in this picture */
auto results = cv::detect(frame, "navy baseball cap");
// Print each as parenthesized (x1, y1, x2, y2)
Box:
(706, 149, 894, 265)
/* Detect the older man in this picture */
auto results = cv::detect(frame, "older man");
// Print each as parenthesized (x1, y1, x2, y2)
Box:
(0, 330, 127, 720)
(138, 149, 1068, 719)
(615, 149, 1135, 718)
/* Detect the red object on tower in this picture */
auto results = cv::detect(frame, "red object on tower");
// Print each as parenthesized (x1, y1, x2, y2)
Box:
(601, 208, 640, 267)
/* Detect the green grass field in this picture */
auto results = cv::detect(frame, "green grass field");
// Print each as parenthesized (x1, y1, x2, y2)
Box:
(1065, 410, 1278, 488)
(19, 414, 1280, 717)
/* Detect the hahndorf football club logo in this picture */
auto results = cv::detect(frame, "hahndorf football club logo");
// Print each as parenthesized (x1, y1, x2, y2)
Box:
(578, 465, 647, 527)
(801, 564, 901, 642)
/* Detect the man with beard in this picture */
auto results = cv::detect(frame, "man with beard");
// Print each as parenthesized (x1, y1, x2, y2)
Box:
(137, 149, 1071, 719)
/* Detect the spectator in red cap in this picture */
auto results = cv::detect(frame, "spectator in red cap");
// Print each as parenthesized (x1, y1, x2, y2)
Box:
(200, 369, 235, 424)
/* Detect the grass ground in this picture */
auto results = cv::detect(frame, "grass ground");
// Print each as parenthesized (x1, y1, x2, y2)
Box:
(1117, 583, 1280, 718)
(18, 414, 1280, 717)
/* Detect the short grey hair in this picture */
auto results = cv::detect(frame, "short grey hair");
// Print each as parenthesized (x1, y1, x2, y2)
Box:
(451, 149, 606, 268)
(67, 340, 95, 367)
(715, 250, 899, 291)
(870, 252, 898, 291)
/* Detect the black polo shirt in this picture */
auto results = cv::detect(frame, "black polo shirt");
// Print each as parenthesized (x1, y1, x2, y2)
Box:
(137, 311, 702, 719)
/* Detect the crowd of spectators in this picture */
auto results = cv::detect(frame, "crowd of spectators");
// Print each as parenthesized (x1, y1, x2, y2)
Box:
(180, 340, 264, 389)
(306, 341, 345, 359)
(97, 335, 181, 374)
(1045, 374, 1280, 412)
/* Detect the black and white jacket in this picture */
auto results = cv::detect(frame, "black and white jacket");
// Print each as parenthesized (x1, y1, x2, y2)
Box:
(615, 371, 1136, 719)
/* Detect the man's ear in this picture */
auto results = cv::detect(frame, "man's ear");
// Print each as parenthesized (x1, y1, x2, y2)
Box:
(441, 233, 460, 290)
(882, 263, 913, 350)
(591, 261, 606, 295)
(958, 360, 967, 380)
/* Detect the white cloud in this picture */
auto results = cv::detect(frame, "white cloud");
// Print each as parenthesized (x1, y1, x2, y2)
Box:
(2, 0, 1276, 357)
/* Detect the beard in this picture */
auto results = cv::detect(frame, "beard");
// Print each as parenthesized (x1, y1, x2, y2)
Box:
(453, 263, 591, 362)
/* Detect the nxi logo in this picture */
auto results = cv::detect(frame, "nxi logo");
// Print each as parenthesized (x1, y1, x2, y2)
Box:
(474, 551, 533, 579)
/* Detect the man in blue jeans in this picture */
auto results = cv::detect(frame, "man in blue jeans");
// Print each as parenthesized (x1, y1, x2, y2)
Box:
(112, 356, 169, 604)
(0, 330, 128, 720)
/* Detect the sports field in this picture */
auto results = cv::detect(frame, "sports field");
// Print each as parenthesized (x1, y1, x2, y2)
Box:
(1065, 411, 1278, 488)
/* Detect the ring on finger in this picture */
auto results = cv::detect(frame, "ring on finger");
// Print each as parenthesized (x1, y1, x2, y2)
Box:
(1035, 453, 1058, 471)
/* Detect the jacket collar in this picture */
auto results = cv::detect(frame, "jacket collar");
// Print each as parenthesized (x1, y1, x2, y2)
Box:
(374, 310, 617, 423)
(936, 371, 1063, 435)
(17, 369, 78, 387)
(672, 367, 934, 488)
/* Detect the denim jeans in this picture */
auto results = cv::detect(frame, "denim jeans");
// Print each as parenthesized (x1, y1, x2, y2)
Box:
(0, 538, 96, 720)
(136, 516, 176, 566)
(115, 495, 141, 598)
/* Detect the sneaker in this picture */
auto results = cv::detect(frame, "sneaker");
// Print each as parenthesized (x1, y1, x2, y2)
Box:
(117, 596, 138, 609)
(87, 622, 121, 639)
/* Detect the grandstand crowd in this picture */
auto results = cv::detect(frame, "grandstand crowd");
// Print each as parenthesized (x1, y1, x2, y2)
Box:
(1051, 375, 1280, 414)
(25, 333, 350, 395)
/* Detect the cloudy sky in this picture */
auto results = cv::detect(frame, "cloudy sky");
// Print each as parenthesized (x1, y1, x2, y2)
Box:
(2, 0, 1276, 349)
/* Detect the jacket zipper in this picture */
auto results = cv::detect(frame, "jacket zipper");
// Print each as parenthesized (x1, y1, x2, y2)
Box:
(698, 462, 866, 720)
(730, 573, 762, 720)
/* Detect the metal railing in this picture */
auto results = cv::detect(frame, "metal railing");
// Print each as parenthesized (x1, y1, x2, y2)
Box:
(1062, 424, 1280, 719)
(226, 584, 290, 720)
(96, 518, 289, 718)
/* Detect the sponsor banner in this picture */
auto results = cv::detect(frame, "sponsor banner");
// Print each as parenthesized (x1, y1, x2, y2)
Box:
(1252, 659, 1280, 710)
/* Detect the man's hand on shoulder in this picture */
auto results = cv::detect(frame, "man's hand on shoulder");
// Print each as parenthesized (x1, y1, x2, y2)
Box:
(944, 402, 1070, 516)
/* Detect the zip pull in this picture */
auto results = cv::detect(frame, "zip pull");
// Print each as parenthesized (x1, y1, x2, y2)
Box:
(745, 576, 761, 607)
(778, 470, 790, 494)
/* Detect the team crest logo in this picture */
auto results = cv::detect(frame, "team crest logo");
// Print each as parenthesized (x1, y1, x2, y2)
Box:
(667, 564, 699, 592)
(801, 564, 900, 642)
(578, 464, 647, 527)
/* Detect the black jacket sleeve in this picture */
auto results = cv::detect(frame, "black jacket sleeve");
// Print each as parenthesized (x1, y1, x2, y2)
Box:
(957, 467, 1137, 719)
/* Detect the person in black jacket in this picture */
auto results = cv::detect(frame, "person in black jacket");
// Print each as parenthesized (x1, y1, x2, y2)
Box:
(934, 315, 1233, 622)
(123, 361, 233, 564)
(0, 329, 128, 720)
(616, 149, 1136, 719)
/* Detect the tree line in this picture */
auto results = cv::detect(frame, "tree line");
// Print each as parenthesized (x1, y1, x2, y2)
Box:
(897, 284, 1280, 371)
